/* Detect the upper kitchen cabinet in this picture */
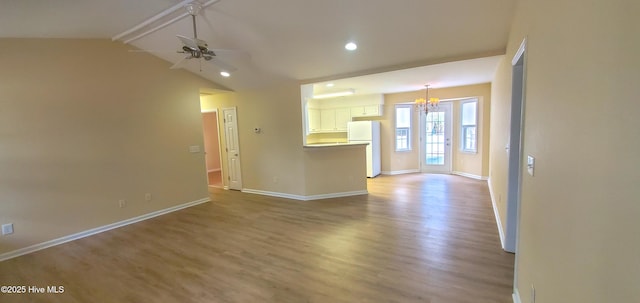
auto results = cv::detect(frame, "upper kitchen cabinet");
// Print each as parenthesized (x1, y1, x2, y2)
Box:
(305, 94, 384, 134)
(320, 108, 351, 132)
(348, 94, 384, 117)
(351, 104, 383, 117)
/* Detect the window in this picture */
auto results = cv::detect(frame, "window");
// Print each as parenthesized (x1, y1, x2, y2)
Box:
(461, 100, 477, 153)
(395, 105, 412, 151)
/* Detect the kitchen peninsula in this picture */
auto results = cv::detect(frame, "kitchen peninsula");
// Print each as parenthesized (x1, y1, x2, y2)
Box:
(302, 142, 368, 199)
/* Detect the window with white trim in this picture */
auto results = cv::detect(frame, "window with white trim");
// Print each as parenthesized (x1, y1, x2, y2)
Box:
(461, 100, 477, 153)
(395, 105, 412, 151)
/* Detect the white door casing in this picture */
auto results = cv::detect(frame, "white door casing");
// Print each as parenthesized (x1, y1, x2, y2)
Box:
(223, 107, 242, 190)
(506, 39, 527, 255)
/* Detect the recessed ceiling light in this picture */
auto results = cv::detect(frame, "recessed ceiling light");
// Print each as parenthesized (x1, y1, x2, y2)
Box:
(326, 83, 335, 87)
(345, 42, 357, 51)
(220, 71, 230, 77)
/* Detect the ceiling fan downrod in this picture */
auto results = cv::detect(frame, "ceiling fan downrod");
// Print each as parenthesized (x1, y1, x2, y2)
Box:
(192, 14, 198, 39)
(185, 2, 202, 39)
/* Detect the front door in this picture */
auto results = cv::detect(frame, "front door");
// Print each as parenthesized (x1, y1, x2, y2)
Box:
(222, 107, 242, 190)
(420, 102, 452, 173)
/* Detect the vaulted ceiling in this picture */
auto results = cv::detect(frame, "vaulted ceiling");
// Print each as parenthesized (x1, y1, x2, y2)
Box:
(0, 0, 516, 93)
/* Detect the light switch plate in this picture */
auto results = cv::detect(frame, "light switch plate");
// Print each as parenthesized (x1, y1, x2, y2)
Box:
(189, 145, 200, 153)
(527, 155, 535, 176)
(2, 223, 14, 235)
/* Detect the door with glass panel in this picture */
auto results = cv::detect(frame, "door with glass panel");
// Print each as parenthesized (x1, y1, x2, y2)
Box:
(420, 102, 452, 173)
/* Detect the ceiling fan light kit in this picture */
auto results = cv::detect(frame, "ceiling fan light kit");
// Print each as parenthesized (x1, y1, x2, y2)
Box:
(345, 42, 358, 51)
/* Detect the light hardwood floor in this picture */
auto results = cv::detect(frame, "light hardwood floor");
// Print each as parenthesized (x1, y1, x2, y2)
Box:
(0, 174, 514, 303)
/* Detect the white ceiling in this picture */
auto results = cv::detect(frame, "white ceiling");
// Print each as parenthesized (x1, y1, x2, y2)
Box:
(0, 0, 177, 38)
(310, 55, 504, 96)
(0, 0, 516, 94)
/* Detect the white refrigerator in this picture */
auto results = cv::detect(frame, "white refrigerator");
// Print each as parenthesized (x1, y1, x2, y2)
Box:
(347, 121, 381, 178)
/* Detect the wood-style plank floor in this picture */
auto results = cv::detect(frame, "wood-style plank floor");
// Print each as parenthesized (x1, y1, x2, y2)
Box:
(0, 174, 514, 303)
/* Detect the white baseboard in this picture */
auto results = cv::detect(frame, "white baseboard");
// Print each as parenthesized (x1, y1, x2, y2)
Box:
(488, 178, 506, 250)
(207, 168, 221, 173)
(303, 190, 368, 201)
(241, 188, 368, 201)
(0, 197, 210, 262)
(242, 188, 306, 200)
(452, 171, 488, 180)
(513, 288, 522, 303)
(381, 169, 420, 175)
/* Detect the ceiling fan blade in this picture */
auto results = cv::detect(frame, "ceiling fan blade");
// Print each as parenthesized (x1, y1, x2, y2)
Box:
(129, 49, 183, 53)
(176, 35, 199, 50)
(207, 48, 251, 59)
(170, 56, 189, 70)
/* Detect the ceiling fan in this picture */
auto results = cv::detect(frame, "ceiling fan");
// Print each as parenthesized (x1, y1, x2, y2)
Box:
(171, 1, 241, 75)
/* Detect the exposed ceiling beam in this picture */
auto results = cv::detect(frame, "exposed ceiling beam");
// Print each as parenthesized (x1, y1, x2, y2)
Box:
(112, 0, 222, 43)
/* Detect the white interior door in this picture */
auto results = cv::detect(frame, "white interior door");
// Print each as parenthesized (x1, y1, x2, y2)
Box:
(222, 107, 242, 190)
(420, 102, 452, 173)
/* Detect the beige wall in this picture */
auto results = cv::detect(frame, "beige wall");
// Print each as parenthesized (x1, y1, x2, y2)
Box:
(0, 39, 223, 255)
(381, 84, 492, 177)
(489, 57, 512, 237)
(235, 84, 307, 195)
(201, 86, 366, 197)
(0, 39, 368, 257)
(490, 0, 640, 301)
(304, 146, 368, 196)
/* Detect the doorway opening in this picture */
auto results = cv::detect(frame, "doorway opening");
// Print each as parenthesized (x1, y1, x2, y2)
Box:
(202, 110, 223, 188)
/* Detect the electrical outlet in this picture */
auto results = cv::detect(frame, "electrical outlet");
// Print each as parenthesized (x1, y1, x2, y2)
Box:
(2, 223, 14, 235)
(145, 193, 152, 201)
(119, 200, 126, 208)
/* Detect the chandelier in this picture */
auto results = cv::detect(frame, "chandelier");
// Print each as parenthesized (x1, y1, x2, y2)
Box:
(415, 84, 440, 114)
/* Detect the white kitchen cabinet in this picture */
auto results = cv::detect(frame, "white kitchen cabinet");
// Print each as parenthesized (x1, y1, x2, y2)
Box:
(335, 108, 351, 131)
(319, 108, 351, 132)
(351, 104, 383, 117)
(320, 109, 336, 131)
(308, 108, 321, 133)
